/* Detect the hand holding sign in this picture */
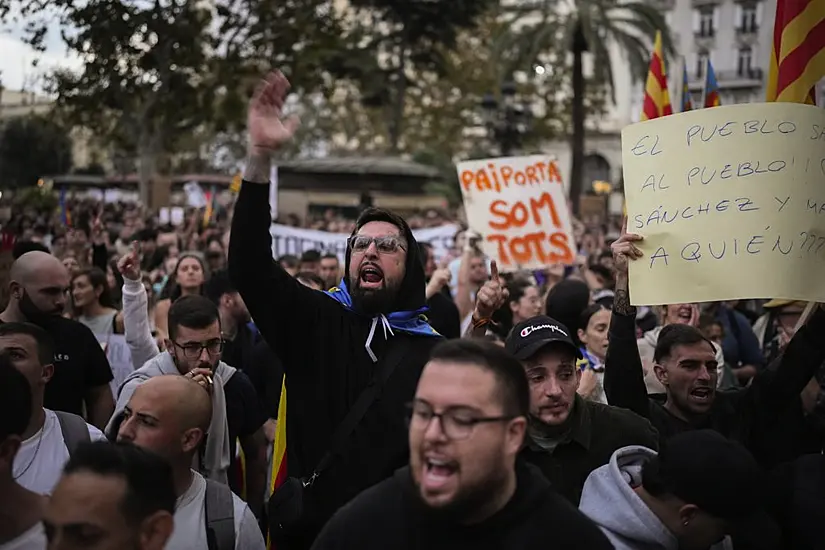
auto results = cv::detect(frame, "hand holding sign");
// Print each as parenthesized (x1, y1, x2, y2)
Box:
(611, 218, 644, 276)
(474, 260, 509, 319)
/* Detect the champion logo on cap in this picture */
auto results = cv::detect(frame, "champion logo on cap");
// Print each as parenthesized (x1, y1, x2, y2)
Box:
(520, 324, 568, 338)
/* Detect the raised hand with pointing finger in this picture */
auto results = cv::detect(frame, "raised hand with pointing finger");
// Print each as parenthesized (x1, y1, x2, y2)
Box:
(473, 260, 509, 322)
(117, 242, 142, 282)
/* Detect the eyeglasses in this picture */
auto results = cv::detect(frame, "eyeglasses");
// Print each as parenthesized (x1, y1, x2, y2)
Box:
(405, 401, 516, 440)
(349, 235, 406, 254)
(173, 339, 223, 359)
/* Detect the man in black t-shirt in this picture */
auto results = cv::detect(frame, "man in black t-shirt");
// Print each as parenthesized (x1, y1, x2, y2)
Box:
(0, 251, 114, 429)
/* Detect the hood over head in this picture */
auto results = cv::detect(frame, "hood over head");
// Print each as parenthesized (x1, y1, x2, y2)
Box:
(579, 445, 678, 550)
(345, 207, 426, 313)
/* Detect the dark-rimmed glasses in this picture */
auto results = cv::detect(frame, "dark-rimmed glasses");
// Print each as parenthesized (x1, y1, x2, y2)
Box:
(349, 235, 406, 254)
(405, 401, 515, 440)
(172, 339, 223, 359)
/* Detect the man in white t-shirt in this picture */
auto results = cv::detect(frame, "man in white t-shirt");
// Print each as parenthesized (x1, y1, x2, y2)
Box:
(0, 323, 107, 496)
(117, 375, 265, 550)
(45, 441, 175, 550)
(0, 356, 47, 550)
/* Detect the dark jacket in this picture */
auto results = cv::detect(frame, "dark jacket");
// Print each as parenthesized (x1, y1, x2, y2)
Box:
(229, 183, 441, 547)
(603, 307, 825, 465)
(310, 462, 613, 550)
(768, 454, 825, 550)
(521, 394, 659, 505)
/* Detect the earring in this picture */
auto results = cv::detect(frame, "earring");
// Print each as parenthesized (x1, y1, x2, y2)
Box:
(683, 520, 690, 527)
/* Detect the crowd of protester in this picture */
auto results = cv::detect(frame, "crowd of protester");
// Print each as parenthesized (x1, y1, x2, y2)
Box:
(1, 70, 825, 550)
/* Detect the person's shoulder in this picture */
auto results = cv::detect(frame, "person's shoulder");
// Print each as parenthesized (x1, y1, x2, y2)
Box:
(87, 422, 107, 442)
(50, 316, 98, 339)
(323, 472, 405, 532)
(524, 476, 613, 547)
(229, 494, 266, 549)
(587, 401, 658, 441)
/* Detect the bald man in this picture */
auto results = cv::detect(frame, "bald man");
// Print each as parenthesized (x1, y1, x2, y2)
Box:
(0, 251, 114, 429)
(118, 375, 266, 550)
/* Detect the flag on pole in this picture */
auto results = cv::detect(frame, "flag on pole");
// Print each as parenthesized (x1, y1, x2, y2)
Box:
(766, 0, 825, 104)
(641, 31, 673, 121)
(59, 187, 72, 227)
(681, 62, 693, 112)
(703, 58, 722, 108)
(202, 186, 216, 226)
(266, 377, 288, 550)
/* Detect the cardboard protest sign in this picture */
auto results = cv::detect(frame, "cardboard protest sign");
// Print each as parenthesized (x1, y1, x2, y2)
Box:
(622, 102, 825, 305)
(457, 156, 575, 271)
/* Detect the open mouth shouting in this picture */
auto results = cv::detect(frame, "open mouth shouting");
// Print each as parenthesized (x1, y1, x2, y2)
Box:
(359, 263, 385, 290)
(675, 305, 693, 323)
(689, 386, 714, 405)
(422, 453, 459, 492)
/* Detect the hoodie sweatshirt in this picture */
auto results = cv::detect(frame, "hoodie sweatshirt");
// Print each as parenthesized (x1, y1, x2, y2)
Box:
(579, 446, 732, 550)
(311, 461, 613, 550)
(229, 183, 442, 548)
(105, 352, 236, 485)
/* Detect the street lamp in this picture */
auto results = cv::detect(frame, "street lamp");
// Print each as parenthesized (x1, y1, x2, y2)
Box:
(480, 82, 532, 157)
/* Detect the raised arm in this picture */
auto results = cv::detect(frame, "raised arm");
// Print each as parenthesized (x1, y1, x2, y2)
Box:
(227, 71, 342, 367)
(746, 305, 825, 413)
(603, 220, 651, 418)
(117, 244, 160, 369)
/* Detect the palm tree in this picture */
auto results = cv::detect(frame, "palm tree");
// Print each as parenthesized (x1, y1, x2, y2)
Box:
(503, 0, 674, 214)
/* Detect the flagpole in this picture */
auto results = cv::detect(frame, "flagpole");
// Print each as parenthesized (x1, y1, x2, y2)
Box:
(701, 56, 710, 108)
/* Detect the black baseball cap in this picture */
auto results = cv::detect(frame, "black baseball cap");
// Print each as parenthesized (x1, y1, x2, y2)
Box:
(506, 315, 583, 361)
(655, 430, 768, 523)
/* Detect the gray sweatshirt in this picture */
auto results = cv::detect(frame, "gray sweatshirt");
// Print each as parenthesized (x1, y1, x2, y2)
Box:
(579, 445, 732, 550)
(105, 351, 236, 486)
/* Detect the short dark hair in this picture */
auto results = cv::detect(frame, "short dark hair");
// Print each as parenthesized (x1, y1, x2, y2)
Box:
(167, 295, 220, 341)
(63, 442, 176, 524)
(278, 255, 299, 269)
(0, 322, 55, 365)
(321, 253, 339, 262)
(12, 241, 50, 259)
(0, 354, 32, 442)
(296, 271, 325, 289)
(300, 250, 321, 263)
(203, 270, 236, 305)
(136, 228, 158, 243)
(654, 323, 716, 363)
(429, 339, 529, 418)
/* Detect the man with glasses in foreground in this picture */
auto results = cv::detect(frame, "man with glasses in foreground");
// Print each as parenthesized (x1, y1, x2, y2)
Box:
(310, 340, 612, 549)
(105, 295, 267, 510)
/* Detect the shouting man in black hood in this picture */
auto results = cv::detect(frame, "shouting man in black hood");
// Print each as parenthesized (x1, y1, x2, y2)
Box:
(228, 70, 442, 550)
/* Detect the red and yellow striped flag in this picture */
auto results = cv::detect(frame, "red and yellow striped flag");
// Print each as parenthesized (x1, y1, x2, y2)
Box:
(641, 31, 673, 121)
(766, 0, 825, 104)
(266, 377, 288, 550)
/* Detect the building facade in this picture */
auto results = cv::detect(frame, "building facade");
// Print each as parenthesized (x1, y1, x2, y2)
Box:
(543, 0, 824, 201)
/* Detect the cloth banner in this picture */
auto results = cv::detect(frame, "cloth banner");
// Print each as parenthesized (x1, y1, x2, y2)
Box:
(269, 223, 459, 263)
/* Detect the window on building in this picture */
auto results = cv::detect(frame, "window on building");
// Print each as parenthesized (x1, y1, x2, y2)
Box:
(737, 47, 753, 76)
(740, 3, 758, 32)
(697, 51, 709, 78)
(698, 7, 715, 37)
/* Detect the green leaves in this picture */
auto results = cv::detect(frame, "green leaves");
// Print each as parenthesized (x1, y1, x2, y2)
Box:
(0, 115, 72, 188)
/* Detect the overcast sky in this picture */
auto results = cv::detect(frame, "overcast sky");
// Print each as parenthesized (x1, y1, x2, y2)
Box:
(0, 20, 81, 93)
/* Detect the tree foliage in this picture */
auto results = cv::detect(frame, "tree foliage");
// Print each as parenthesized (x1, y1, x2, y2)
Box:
(0, 114, 73, 188)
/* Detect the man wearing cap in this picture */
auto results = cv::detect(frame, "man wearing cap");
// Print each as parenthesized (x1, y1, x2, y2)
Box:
(579, 430, 773, 550)
(507, 315, 659, 505)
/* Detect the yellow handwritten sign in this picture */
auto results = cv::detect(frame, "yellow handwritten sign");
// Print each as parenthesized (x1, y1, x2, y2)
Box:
(457, 155, 575, 270)
(622, 102, 825, 305)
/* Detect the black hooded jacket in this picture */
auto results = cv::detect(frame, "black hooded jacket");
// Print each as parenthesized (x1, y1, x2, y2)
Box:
(310, 461, 613, 550)
(229, 182, 442, 547)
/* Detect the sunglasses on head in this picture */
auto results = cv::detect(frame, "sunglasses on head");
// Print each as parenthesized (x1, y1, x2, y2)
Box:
(349, 235, 406, 254)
